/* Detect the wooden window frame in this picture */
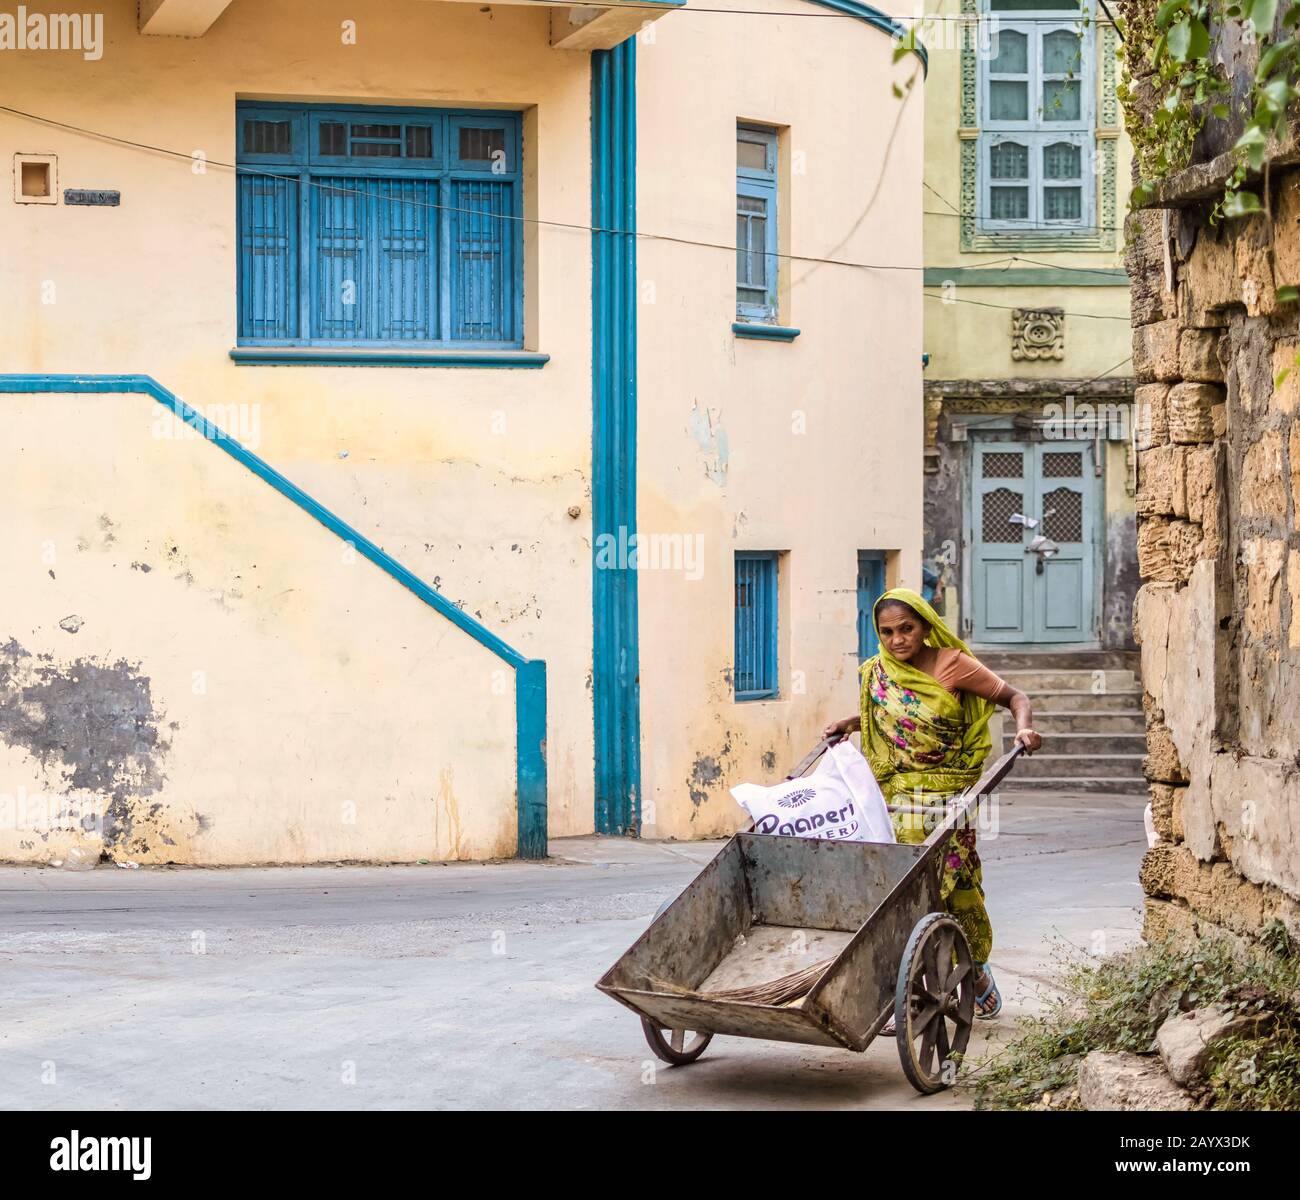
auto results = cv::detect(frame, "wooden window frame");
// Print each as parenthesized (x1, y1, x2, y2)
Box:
(977, 6, 1095, 234)
(235, 101, 523, 349)
(735, 551, 780, 701)
(736, 124, 779, 322)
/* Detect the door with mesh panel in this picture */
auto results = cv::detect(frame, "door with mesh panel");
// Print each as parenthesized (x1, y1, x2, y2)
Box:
(970, 440, 1096, 645)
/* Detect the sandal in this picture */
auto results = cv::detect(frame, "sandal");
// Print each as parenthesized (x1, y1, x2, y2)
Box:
(974, 964, 1002, 1020)
(885, 963, 1002, 1033)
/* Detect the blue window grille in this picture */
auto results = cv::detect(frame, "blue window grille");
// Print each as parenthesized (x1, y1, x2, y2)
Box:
(736, 125, 778, 321)
(857, 550, 887, 663)
(735, 552, 779, 700)
(236, 103, 523, 348)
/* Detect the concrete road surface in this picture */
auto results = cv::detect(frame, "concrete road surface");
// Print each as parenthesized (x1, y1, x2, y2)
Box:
(0, 792, 1146, 1109)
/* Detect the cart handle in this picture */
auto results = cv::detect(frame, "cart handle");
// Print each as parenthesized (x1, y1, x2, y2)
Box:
(784, 737, 835, 781)
(782, 737, 1026, 820)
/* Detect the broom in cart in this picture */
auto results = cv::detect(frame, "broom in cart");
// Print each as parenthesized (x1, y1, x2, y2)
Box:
(596, 588, 1041, 1094)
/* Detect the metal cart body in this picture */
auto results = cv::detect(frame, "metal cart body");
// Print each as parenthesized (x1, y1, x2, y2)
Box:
(596, 743, 1023, 1091)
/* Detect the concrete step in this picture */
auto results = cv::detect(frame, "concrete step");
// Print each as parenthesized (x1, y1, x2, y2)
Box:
(978, 649, 1140, 672)
(1002, 731, 1147, 756)
(1028, 710, 1146, 734)
(1023, 689, 1145, 712)
(998, 669, 1138, 693)
(1011, 751, 1146, 779)
(1000, 776, 1150, 796)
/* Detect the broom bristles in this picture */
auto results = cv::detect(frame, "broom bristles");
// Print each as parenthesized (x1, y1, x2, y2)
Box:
(690, 955, 836, 1006)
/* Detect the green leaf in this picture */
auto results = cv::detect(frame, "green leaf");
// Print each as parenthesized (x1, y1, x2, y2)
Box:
(1236, 122, 1271, 169)
(1257, 39, 1294, 78)
(1261, 77, 1292, 110)
(1156, 0, 1189, 28)
(1276, 286, 1300, 303)
(1166, 18, 1191, 59)
(1248, 0, 1280, 33)
(1213, 103, 1231, 118)
(1166, 17, 1209, 60)
(1223, 190, 1263, 217)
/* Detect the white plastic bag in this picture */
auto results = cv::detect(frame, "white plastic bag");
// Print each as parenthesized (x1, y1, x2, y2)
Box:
(730, 740, 895, 844)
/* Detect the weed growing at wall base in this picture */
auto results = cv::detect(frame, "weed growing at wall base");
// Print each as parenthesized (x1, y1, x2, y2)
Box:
(0, 7, 103, 59)
(973, 934, 1300, 1111)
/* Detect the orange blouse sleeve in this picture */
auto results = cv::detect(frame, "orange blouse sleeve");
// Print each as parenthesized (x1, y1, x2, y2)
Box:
(934, 649, 1015, 704)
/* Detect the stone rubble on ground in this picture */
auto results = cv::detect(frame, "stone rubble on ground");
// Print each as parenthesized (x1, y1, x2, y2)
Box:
(1078, 1050, 1194, 1111)
(1155, 1004, 1273, 1087)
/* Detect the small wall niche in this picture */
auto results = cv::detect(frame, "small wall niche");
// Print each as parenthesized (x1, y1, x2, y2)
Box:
(14, 154, 57, 204)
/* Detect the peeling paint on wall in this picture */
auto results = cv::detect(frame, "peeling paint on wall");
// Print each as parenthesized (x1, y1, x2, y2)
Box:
(688, 730, 736, 809)
(688, 402, 729, 487)
(0, 638, 170, 856)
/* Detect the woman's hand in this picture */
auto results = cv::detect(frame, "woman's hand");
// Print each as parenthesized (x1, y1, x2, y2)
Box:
(823, 716, 859, 744)
(1014, 728, 1042, 754)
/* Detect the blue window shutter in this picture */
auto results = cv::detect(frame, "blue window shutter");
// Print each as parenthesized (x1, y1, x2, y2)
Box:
(374, 178, 436, 340)
(449, 179, 515, 343)
(735, 553, 779, 700)
(238, 175, 299, 340)
(857, 551, 886, 663)
(236, 103, 521, 347)
(736, 125, 778, 321)
(735, 182, 776, 318)
(313, 177, 367, 340)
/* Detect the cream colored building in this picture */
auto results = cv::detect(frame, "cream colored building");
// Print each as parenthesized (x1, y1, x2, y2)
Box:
(0, 0, 925, 864)
(919, 1, 1145, 793)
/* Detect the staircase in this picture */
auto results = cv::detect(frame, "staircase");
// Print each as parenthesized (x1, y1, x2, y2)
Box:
(976, 649, 1147, 795)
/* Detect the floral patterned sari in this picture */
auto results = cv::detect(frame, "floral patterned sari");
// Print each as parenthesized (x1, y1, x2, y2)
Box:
(859, 588, 996, 963)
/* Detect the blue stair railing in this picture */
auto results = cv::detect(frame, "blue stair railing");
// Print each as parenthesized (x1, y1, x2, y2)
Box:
(0, 374, 547, 858)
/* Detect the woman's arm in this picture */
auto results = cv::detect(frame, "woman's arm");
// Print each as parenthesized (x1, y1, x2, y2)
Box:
(822, 714, 861, 743)
(1002, 688, 1042, 753)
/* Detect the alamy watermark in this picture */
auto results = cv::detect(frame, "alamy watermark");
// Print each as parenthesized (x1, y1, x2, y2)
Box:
(593, 526, 704, 581)
(152, 402, 262, 451)
(0, 7, 103, 60)
(1042, 396, 1130, 441)
(898, 10, 1002, 56)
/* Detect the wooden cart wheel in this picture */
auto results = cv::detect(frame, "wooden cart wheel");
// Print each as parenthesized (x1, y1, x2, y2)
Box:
(894, 912, 976, 1095)
(641, 1019, 713, 1066)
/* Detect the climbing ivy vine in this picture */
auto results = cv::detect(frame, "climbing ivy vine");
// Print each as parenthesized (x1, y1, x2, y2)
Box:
(1121, 0, 1300, 220)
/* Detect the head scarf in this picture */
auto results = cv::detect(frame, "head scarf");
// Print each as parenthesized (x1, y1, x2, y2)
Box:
(860, 586, 995, 793)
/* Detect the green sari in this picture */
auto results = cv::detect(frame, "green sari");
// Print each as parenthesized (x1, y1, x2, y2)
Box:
(860, 587, 996, 963)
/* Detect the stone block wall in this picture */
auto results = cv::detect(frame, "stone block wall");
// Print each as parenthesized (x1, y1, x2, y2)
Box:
(1128, 179, 1300, 944)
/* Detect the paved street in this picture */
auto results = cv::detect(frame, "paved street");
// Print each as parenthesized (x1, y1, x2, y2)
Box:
(0, 793, 1146, 1110)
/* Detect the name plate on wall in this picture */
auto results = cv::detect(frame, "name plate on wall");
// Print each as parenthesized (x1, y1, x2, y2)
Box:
(64, 189, 120, 206)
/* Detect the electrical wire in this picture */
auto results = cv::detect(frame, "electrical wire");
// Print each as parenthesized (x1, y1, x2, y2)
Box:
(925, 207, 1130, 236)
(925, 252, 1130, 280)
(514, 1, 1115, 22)
(926, 291, 1128, 318)
(0, 102, 1133, 323)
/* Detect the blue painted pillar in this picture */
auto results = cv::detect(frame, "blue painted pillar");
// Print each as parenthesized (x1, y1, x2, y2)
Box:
(591, 40, 641, 835)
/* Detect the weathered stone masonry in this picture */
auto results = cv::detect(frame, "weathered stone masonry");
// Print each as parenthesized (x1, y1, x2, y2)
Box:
(1127, 160, 1300, 944)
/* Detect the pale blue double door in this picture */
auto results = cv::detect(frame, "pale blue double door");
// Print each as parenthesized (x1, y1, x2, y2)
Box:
(971, 440, 1097, 645)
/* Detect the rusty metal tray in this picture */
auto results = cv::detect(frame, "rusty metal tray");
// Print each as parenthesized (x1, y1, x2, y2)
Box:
(596, 743, 1024, 1093)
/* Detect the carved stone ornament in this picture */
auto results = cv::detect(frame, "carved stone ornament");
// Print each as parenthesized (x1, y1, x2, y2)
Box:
(1011, 308, 1065, 361)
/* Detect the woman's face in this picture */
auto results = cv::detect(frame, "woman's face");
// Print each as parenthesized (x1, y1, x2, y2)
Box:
(876, 603, 930, 661)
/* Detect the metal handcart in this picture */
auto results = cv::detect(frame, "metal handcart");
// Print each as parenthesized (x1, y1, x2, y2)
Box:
(596, 740, 1024, 1093)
